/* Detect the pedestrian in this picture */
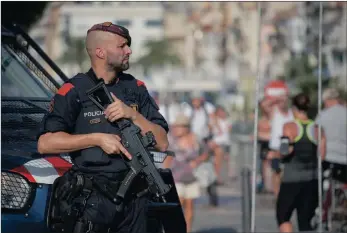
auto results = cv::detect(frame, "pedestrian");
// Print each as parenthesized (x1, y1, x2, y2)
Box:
(316, 88, 347, 176)
(211, 105, 232, 184)
(275, 93, 326, 232)
(163, 113, 209, 233)
(257, 98, 275, 193)
(267, 83, 294, 198)
(182, 91, 219, 207)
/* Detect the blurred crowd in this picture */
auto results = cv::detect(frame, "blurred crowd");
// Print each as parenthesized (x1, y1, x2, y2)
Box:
(150, 91, 232, 232)
(256, 83, 347, 232)
(153, 82, 347, 232)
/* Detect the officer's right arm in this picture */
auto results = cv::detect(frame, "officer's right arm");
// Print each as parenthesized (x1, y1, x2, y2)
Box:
(37, 83, 101, 154)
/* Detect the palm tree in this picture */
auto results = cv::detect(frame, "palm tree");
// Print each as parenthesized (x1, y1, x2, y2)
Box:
(58, 37, 89, 72)
(283, 54, 331, 118)
(135, 39, 181, 74)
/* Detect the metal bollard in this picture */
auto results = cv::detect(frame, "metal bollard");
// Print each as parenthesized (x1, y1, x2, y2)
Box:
(241, 167, 252, 233)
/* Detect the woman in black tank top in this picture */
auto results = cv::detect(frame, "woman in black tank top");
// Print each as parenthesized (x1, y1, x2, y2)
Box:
(276, 93, 326, 232)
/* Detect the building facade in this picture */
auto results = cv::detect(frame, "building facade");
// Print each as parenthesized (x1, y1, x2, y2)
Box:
(29, 2, 346, 94)
(30, 2, 165, 77)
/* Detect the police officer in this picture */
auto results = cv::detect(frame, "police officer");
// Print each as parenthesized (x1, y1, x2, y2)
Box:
(37, 22, 169, 233)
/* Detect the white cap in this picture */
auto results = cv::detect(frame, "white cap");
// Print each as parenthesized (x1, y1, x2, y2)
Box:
(322, 88, 340, 101)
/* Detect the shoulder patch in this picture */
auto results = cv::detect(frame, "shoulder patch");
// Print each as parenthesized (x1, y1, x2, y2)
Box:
(136, 80, 146, 88)
(57, 83, 74, 96)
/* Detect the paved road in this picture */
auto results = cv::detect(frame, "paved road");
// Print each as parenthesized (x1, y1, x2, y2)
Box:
(190, 170, 339, 232)
(184, 152, 336, 233)
(191, 179, 281, 233)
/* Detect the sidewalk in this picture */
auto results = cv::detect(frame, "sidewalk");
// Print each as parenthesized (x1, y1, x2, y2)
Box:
(192, 179, 283, 233)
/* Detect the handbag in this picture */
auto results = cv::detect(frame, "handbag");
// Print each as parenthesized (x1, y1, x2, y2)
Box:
(193, 160, 217, 188)
(172, 163, 197, 185)
(179, 172, 197, 185)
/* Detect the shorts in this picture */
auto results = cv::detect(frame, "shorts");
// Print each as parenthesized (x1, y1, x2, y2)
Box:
(175, 182, 201, 199)
(276, 180, 318, 231)
(213, 143, 230, 153)
(258, 140, 270, 160)
(210, 142, 230, 154)
(271, 158, 282, 174)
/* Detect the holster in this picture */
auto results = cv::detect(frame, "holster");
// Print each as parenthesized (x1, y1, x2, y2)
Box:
(47, 168, 135, 233)
(47, 168, 186, 233)
(47, 168, 94, 232)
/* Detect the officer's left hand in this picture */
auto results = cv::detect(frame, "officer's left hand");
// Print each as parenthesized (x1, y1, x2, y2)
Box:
(104, 93, 136, 122)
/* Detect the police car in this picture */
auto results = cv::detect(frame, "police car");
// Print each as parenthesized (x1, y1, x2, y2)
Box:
(1, 23, 73, 233)
(1, 24, 184, 233)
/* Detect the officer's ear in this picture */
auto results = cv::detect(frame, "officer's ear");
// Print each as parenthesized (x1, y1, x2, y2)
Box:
(95, 48, 105, 59)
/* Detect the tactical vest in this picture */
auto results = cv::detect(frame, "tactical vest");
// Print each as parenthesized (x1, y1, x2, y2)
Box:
(68, 72, 140, 173)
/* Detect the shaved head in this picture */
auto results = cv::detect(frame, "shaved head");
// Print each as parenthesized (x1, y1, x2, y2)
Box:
(86, 31, 112, 59)
(85, 30, 132, 72)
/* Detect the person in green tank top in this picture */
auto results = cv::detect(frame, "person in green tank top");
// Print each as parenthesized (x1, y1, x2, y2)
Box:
(275, 93, 327, 232)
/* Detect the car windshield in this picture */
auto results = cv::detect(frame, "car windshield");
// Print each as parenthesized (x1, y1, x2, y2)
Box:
(1, 44, 53, 99)
(1, 43, 55, 158)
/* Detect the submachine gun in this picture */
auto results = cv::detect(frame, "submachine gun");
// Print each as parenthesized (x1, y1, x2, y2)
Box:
(86, 80, 187, 233)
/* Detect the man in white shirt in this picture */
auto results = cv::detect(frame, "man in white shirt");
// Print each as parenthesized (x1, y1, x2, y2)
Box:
(212, 106, 233, 183)
(268, 95, 294, 197)
(183, 91, 220, 207)
(182, 91, 216, 142)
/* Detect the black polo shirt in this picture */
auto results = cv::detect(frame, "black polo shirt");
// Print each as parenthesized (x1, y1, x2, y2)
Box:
(38, 68, 168, 172)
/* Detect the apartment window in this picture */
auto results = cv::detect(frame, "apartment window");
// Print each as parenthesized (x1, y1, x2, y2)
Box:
(115, 20, 132, 27)
(145, 19, 163, 27)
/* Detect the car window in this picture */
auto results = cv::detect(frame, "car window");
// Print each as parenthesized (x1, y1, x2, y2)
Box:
(1, 44, 53, 99)
(1, 43, 56, 158)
